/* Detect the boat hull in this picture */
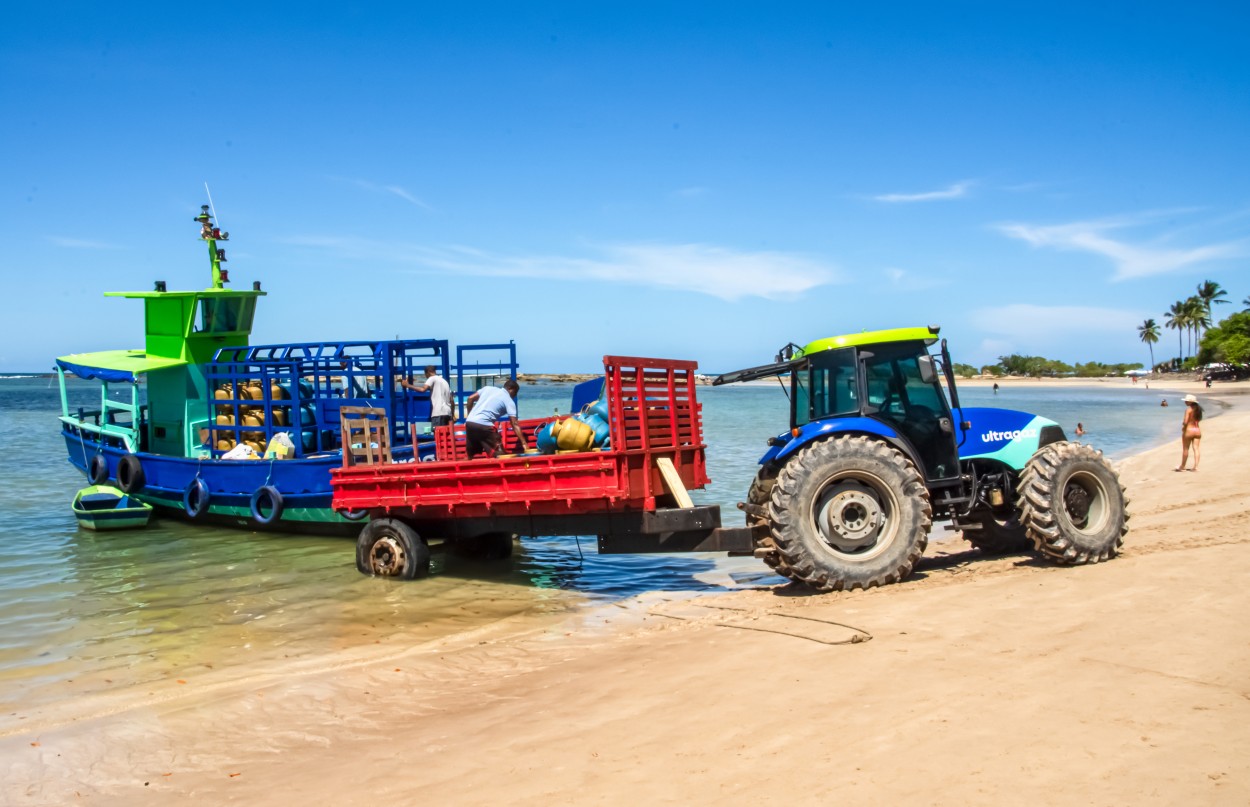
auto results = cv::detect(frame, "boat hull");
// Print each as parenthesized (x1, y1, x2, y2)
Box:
(64, 431, 421, 535)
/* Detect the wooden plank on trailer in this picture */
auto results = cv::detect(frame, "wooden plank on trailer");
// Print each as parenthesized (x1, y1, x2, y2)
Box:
(655, 456, 695, 509)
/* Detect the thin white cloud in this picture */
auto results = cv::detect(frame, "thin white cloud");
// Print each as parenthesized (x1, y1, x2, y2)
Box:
(278, 236, 839, 301)
(883, 267, 949, 292)
(996, 216, 1245, 280)
(672, 186, 709, 198)
(971, 304, 1139, 336)
(48, 237, 122, 250)
(332, 176, 433, 210)
(381, 185, 430, 208)
(873, 180, 973, 203)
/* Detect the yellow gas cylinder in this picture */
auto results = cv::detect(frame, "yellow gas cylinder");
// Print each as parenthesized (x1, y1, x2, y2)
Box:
(270, 382, 289, 400)
(216, 438, 235, 451)
(272, 407, 290, 426)
(216, 414, 235, 425)
(553, 418, 595, 452)
(214, 384, 232, 400)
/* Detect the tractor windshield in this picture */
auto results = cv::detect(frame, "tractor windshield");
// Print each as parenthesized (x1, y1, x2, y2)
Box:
(794, 347, 858, 426)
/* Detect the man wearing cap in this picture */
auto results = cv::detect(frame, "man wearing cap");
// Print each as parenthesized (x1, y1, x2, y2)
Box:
(402, 365, 453, 427)
(463, 379, 528, 458)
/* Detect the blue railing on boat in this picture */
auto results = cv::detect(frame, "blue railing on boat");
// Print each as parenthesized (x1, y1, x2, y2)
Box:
(205, 339, 518, 459)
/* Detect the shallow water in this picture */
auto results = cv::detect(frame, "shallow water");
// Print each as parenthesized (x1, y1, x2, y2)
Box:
(0, 375, 1214, 716)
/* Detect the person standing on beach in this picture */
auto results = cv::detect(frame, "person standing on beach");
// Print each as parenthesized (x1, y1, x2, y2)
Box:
(1176, 394, 1203, 471)
(464, 379, 528, 458)
(402, 365, 453, 427)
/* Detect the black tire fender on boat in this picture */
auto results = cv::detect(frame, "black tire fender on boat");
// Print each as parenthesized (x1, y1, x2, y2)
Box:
(87, 454, 110, 485)
(249, 485, 284, 527)
(117, 454, 146, 493)
(183, 478, 211, 520)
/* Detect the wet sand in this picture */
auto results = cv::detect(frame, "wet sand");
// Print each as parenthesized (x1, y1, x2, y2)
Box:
(4, 386, 1248, 805)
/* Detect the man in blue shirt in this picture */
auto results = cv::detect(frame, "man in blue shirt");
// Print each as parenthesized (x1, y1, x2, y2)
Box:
(464, 378, 528, 457)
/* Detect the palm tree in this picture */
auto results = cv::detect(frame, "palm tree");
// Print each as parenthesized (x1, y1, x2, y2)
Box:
(1165, 300, 1187, 362)
(1243, 294, 1250, 313)
(1190, 297, 1210, 357)
(1137, 318, 1159, 371)
(1185, 296, 1208, 358)
(1195, 280, 1229, 336)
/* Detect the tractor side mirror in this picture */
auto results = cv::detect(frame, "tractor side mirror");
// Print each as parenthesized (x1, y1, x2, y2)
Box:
(918, 355, 937, 385)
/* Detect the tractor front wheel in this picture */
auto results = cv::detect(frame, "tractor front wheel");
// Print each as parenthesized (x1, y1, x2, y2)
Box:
(1018, 442, 1128, 564)
(769, 436, 932, 592)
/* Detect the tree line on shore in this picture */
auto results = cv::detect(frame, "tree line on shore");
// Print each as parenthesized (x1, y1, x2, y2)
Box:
(1137, 280, 1250, 370)
(952, 358, 1143, 379)
(946, 280, 1248, 379)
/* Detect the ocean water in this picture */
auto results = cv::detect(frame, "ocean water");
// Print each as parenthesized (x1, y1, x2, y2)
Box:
(0, 374, 1214, 716)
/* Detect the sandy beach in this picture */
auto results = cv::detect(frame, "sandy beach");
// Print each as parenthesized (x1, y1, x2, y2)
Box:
(4, 381, 1248, 806)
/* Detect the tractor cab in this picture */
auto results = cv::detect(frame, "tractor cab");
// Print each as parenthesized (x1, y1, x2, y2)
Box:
(716, 326, 961, 483)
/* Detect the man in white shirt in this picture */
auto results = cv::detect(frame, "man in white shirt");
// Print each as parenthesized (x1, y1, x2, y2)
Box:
(463, 378, 528, 457)
(403, 365, 453, 427)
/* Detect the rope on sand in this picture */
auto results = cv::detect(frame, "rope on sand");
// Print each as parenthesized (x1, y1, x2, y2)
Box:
(648, 600, 873, 645)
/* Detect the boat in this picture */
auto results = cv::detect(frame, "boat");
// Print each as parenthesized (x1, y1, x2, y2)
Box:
(56, 204, 518, 534)
(71, 485, 154, 530)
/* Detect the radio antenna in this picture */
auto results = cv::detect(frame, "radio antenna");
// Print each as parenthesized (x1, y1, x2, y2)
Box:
(204, 182, 222, 230)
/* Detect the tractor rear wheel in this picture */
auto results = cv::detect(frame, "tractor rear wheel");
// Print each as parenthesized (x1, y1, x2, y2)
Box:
(769, 435, 932, 592)
(965, 511, 1031, 554)
(1018, 442, 1128, 564)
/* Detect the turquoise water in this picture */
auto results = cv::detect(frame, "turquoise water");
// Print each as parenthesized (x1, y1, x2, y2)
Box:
(0, 375, 1212, 716)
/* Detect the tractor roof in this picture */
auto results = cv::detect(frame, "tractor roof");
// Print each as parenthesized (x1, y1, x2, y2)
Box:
(800, 326, 940, 357)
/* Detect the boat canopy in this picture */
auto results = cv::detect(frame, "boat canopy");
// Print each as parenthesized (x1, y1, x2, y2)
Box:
(56, 350, 187, 383)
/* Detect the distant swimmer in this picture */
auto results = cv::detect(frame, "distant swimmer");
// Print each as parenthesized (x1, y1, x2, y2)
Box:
(1075, 422, 1086, 436)
(1160, 399, 1169, 407)
(993, 382, 999, 394)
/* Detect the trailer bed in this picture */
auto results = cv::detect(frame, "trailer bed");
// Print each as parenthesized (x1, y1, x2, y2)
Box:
(329, 356, 757, 578)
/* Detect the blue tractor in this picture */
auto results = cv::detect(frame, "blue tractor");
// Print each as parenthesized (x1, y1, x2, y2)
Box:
(714, 326, 1129, 592)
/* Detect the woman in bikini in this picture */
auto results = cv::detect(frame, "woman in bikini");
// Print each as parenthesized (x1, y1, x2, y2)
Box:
(1176, 394, 1203, 471)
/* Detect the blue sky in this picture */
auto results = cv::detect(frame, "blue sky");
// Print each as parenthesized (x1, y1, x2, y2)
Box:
(2, 2, 1247, 373)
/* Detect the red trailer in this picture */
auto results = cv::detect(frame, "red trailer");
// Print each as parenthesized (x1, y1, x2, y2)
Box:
(330, 356, 757, 578)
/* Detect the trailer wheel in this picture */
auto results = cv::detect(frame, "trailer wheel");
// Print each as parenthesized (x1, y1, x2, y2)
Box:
(746, 467, 791, 576)
(964, 511, 1031, 554)
(769, 435, 931, 592)
(356, 519, 430, 579)
(1018, 442, 1128, 565)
